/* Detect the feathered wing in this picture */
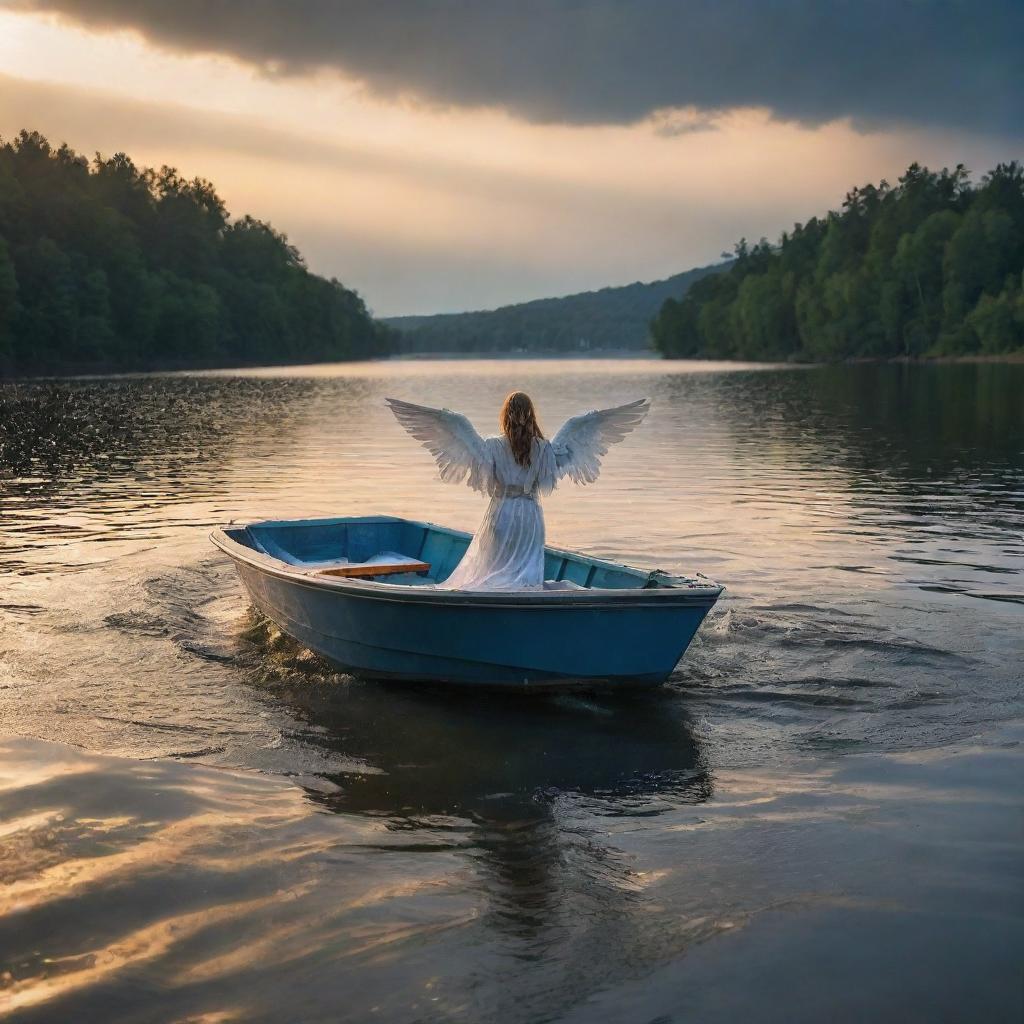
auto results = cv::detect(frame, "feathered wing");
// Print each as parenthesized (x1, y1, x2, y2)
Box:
(385, 398, 493, 491)
(550, 398, 650, 485)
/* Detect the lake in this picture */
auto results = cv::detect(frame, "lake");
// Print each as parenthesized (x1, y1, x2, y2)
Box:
(1, 359, 1022, 1022)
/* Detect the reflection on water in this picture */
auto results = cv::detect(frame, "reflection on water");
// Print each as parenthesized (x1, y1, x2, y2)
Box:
(0, 664, 715, 1020)
(2, 726, 1020, 1022)
(1, 360, 1022, 1021)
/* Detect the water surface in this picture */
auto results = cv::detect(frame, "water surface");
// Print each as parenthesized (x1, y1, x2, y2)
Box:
(1, 359, 1022, 1022)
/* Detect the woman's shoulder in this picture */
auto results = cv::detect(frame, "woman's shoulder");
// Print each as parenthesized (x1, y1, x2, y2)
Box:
(483, 435, 551, 465)
(483, 435, 509, 458)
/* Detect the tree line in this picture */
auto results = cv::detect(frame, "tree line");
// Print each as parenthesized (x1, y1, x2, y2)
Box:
(0, 131, 396, 375)
(651, 163, 1024, 360)
(388, 263, 723, 353)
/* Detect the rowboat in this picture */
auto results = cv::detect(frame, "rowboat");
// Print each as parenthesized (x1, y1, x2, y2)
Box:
(210, 515, 722, 690)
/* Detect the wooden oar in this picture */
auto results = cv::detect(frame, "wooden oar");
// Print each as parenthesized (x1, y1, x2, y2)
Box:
(314, 561, 430, 579)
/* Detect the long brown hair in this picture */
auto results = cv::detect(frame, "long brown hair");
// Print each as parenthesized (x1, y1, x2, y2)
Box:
(500, 391, 544, 467)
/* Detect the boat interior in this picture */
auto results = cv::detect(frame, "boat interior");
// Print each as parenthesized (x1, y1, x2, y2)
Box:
(223, 516, 663, 589)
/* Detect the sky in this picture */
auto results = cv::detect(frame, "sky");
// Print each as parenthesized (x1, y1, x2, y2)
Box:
(0, 1, 1020, 317)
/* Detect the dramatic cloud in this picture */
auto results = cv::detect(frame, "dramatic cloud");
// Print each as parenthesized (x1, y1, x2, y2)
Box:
(6, 0, 1023, 135)
(0, 4, 1016, 315)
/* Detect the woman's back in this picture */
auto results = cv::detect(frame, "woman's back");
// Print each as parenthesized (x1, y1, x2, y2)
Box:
(486, 435, 552, 490)
(386, 393, 649, 589)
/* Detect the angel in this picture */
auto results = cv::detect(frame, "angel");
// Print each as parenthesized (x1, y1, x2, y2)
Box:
(386, 391, 650, 591)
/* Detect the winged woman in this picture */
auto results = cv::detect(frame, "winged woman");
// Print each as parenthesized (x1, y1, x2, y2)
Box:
(386, 392, 649, 590)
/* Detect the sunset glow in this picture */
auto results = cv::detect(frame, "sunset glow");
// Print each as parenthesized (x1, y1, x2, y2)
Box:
(0, 4, 1016, 315)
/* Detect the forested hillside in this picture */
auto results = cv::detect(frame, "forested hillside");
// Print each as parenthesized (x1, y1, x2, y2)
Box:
(652, 163, 1024, 361)
(387, 263, 725, 353)
(0, 131, 395, 375)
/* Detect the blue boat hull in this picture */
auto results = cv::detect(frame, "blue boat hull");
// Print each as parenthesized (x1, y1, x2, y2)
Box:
(213, 516, 722, 691)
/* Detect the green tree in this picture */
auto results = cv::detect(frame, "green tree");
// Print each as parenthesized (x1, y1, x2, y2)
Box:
(652, 162, 1024, 361)
(0, 237, 17, 364)
(0, 131, 393, 375)
(966, 274, 1024, 353)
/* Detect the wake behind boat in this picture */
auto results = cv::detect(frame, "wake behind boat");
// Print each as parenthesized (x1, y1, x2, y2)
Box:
(211, 515, 723, 690)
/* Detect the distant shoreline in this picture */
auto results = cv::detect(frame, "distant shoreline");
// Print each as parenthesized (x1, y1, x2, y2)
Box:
(3, 350, 1023, 382)
(851, 353, 1024, 365)
(399, 351, 1024, 365)
(389, 349, 655, 361)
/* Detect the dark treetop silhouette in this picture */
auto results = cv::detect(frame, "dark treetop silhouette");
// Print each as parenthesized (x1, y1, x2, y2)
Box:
(0, 130, 396, 376)
(651, 162, 1024, 361)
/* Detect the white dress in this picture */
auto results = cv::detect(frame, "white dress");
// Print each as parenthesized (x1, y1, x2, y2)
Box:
(386, 398, 650, 590)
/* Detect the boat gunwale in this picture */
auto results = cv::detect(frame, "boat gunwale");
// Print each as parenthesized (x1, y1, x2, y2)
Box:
(210, 518, 723, 609)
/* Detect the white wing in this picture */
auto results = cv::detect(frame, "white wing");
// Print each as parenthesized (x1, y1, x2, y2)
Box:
(386, 398, 492, 491)
(551, 398, 650, 485)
